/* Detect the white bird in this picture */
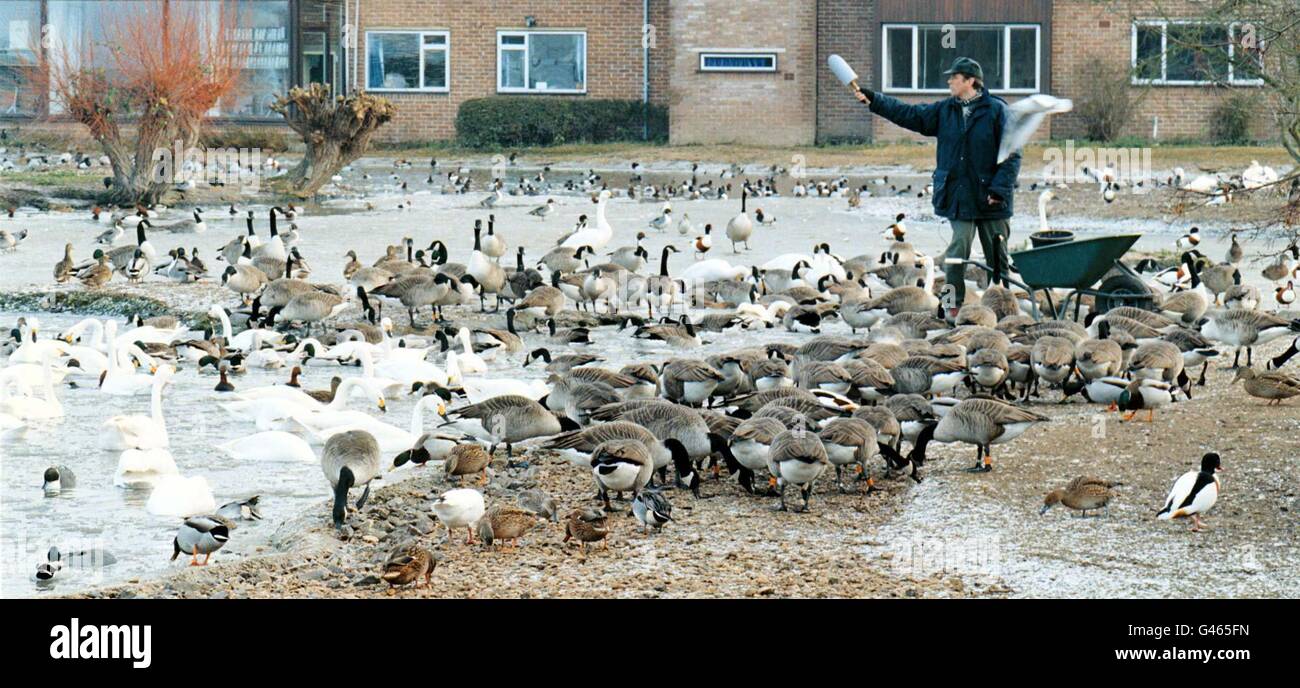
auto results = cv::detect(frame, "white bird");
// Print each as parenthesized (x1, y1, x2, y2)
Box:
(431, 488, 487, 544)
(146, 475, 216, 517)
(560, 190, 614, 252)
(102, 366, 173, 450)
(998, 94, 1072, 164)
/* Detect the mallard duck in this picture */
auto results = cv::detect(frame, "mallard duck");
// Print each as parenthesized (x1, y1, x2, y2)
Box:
(1117, 377, 1175, 422)
(170, 515, 231, 566)
(1040, 476, 1121, 517)
(563, 507, 610, 552)
(216, 496, 262, 522)
(1232, 367, 1300, 405)
(381, 542, 435, 591)
(79, 249, 113, 288)
(632, 489, 673, 532)
(444, 442, 492, 484)
(1157, 453, 1222, 531)
(933, 397, 1050, 472)
(432, 488, 486, 545)
(476, 504, 539, 550)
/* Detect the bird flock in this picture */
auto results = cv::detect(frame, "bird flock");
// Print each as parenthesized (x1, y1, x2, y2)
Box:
(2, 152, 1297, 593)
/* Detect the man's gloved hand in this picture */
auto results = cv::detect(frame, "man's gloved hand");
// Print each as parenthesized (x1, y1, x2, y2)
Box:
(987, 193, 1005, 207)
(855, 89, 872, 105)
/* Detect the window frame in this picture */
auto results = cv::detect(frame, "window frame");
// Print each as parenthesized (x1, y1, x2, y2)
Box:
(698, 51, 778, 73)
(365, 29, 450, 93)
(1130, 20, 1263, 87)
(880, 22, 1042, 95)
(496, 29, 588, 94)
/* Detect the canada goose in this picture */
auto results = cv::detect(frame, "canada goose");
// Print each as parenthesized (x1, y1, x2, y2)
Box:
(321, 429, 382, 528)
(371, 272, 453, 325)
(1128, 339, 1189, 392)
(522, 347, 603, 373)
(819, 417, 883, 492)
(441, 394, 581, 460)
(854, 270, 938, 327)
(482, 214, 507, 261)
(545, 317, 591, 345)
(432, 488, 487, 545)
(539, 244, 592, 274)
(153, 208, 206, 234)
(1074, 326, 1123, 381)
(267, 289, 350, 334)
(766, 429, 829, 512)
(105, 221, 154, 272)
(594, 399, 734, 492)
(725, 188, 754, 253)
(631, 315, 701, 347)
(1040, 476, 1121, 517)
(170, 515, 230, 566)
(661, 358, 724, 405)
(1224, 283, 1261, 311)
(590, 438, 656, 510)
(1157, 452, 1221, 531)
(1031, 335, 1076, 388)
(222, 264, 268, 303)
(610, 232, 649, 272)
(1232, 367, 1300, 404)
(1200, 309, 1300, 368)
(1189, 255, 1238, 305)
(1157, 289, 1209, 326)
(933, 397, 1050, 472)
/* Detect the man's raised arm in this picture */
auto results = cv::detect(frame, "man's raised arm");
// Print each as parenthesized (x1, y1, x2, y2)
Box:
(858, 90, 941, 138)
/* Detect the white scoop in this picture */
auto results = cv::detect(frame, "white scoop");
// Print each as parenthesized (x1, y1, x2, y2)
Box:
(828, 54, 860, 90)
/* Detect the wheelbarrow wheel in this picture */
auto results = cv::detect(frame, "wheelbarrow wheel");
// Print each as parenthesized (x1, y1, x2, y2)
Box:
(1094, 273, 1154, 314)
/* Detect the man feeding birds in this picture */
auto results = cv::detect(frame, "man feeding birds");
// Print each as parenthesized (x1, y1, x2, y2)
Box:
(850, 56, 1020, 321)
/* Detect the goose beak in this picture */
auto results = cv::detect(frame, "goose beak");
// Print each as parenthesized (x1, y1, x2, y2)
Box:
(378, 398, 387, 413)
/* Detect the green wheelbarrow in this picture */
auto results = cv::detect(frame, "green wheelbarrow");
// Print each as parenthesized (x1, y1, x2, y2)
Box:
(952, 233, 1155, 321)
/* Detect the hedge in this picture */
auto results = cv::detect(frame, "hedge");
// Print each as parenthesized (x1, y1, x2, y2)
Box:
(456, 97, 668, 148)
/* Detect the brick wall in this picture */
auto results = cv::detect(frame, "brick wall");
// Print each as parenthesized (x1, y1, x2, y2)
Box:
(355, 0, 650, 144)
(815, 0, 874, 143)
(667, 0, 817, 146)
(1052, 0, 1276, 142)
(648, 0, 672, 106)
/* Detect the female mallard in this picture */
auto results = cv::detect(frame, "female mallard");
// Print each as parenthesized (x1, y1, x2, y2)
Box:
(381, 542, 435, 591)
(444, 443, 492, 485)
(933, 397, 1050, 472)
(1232, 367, 1300, 405)
(563, 507, 610, 552)
(1157, 453, 1222, 532)
(1040, 476, 1121, 517)
(476, 504, 540, 550)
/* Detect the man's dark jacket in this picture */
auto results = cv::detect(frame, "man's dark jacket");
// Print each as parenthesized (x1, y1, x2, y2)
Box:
(867, 86, 1020, 221)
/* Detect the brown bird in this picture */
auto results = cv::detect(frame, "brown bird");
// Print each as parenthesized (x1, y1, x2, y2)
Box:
(1040, 476, 1122, 517)
(381, 542, 435, 592)
(1232, 367, 1300, 405)
(476, 504, 540, 551)
(445, 443, 492, 485)
(562, 507, 610, 553)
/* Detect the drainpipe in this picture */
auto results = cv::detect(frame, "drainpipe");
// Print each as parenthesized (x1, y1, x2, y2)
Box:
(352, 0, 361, 94)
(643, 0, 650, 141)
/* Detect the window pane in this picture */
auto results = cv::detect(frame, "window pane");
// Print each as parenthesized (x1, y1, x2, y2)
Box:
(920, 26, 1002, 90)
(1233, 26, 1263, 81)
(1167, 24, 1228, 82)
(423, 47, 446, 89)
(1134, 25, 1162, 80)
(500, 48, 524, 89)
(368, 33, 420, 89)
(528, 33, 584, 90)
(702, 55, 774, 70)
(1009, 28, 1036, 89)
(0, 0, 40, 115)
(501, 34, 525, 46)
(424, 34, 445, 45)
(886, 27, 912, 89)
(222, 0, 291, 117)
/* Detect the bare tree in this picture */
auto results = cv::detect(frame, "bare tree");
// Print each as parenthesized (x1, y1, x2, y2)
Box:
(37, 1, 246, 205)
(270, 84, 396, 197)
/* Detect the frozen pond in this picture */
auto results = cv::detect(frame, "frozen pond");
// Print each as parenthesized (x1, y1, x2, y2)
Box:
(0, 161, 1291, 596)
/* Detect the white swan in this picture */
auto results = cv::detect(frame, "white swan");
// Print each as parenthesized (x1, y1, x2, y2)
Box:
(102, 366, 173, 450)
(217, 430, 317, 462)
(145, 474, 216, 517)
(114, 447, 179, 488)
(298, 394, 447, 454)
(98, 321, 158, 396)
(222, 377, 385, 422)
(680, 258, 750, 285)
(0, 353, 63, 421)
(207, 304, 285, 352)
(560, 189, 614, 251)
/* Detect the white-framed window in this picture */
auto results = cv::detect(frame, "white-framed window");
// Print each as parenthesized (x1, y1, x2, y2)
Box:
(366, 30, 449, 92)
(882, 23, 1041, 94)
(497, 30, 587, 94)
(699, 52, 778, 72)
(1131, 21, 1263, 86)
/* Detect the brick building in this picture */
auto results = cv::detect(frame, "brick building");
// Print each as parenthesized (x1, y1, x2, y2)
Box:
(0, 1, 1276, 146)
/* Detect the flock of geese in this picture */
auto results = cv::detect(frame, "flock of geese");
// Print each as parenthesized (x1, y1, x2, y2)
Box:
(3, 157, 1299, 592)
